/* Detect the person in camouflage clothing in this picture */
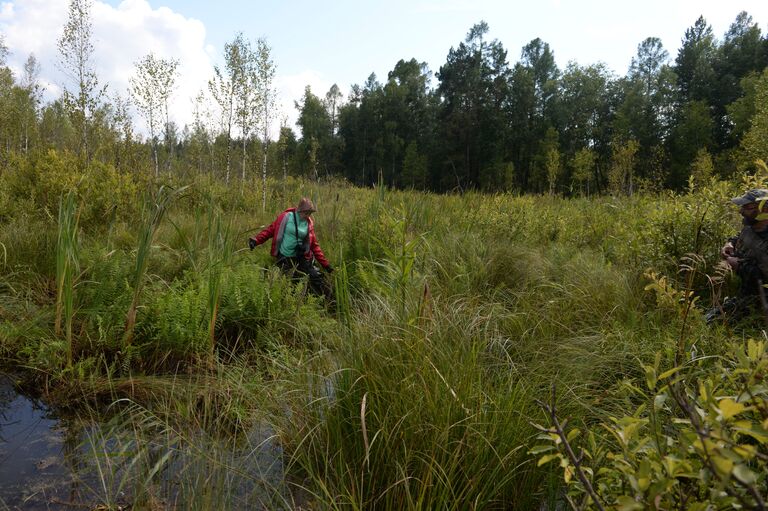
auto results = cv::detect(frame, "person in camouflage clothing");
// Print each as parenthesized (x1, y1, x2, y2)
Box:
(707, 188, 768, 323)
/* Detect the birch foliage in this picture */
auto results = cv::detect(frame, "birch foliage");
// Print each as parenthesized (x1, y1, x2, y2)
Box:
(57, 0, 105, 162)
(130, 53, 179, 176)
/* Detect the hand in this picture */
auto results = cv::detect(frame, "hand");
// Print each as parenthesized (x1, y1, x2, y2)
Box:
(725, 256, 740, 270)
(720, 242, 735, 259)
(248, 238, 257, 250)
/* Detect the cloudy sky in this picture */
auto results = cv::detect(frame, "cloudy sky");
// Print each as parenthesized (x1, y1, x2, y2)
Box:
(1, 0, 767, 138)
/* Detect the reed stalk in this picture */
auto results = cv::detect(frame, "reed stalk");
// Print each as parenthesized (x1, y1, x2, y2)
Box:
(333, 260, 351, 327)
(123, 185, 188, 346)
(168, 205, 205, 272)
(55, 191, 80, 367)
(206, 201, 234, 355)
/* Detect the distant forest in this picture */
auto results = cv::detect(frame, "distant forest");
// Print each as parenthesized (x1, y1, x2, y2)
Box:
(1, 4, 768, 194)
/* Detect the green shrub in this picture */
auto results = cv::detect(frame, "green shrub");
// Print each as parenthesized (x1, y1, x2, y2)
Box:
(533, 272, 766, 510)
(77, 248, 134, 353)
(2, 149, 140, 226)
(535, 338, 768, 511)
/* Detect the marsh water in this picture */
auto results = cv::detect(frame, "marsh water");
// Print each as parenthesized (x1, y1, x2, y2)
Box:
(0, 374, 78, 509)
(0, 374, 290, 509)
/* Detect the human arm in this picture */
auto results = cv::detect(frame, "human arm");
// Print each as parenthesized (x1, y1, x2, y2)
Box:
(307, 225, 331, 269)
(249, 220, 277, 249)
(310, 238, 330, 269)
(730, 228, 768, 276)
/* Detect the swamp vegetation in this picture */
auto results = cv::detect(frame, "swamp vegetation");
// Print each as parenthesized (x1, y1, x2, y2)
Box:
(1, 152, 768, 509)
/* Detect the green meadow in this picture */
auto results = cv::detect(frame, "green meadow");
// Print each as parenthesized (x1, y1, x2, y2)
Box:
(2, 153, 766, 509)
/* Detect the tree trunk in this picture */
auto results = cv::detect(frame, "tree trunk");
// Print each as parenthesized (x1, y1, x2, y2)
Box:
(153, 141, 159, 177)
(242, 136, 247, 183)
(262, 125, 268, 212)
(282, 146, 287, 182)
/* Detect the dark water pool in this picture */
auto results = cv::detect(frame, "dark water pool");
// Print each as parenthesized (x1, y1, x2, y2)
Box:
(0, 374, 292, 510)
(0, 375, 81, 509)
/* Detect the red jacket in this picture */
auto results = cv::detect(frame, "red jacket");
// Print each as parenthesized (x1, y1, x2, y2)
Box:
(250, 208, 330, 268)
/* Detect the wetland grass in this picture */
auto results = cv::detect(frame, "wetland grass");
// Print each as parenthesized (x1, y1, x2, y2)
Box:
(0, 170, 750, 508)
(123, 185, 188, 346)
(206, 202, 234, 355)
(55, 191, 80, 367)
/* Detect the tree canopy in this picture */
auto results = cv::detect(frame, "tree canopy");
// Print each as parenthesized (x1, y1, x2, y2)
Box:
(2, 11, 768, 195)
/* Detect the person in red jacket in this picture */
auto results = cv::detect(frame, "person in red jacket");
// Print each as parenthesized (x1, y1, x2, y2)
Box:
(249, 197, 333, 299)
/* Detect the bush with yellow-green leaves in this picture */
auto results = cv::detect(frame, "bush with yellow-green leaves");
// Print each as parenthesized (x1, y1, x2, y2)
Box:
(533, 275, 768, 510)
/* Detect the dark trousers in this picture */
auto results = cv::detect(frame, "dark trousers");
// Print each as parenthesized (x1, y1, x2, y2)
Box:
(737, 260, 765, 297)
(276, 256, 333, 301)
(719, 260, 764, 321)
(706, 260, 764, 324)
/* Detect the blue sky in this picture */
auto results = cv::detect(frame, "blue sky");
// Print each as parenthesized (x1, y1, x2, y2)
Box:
(2, 0, 768, 137)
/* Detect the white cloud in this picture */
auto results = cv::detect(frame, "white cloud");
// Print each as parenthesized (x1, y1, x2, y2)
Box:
(276, 69, 333, 136)
(1, 0, 323, 140)
(0, 0, 213, 137)
(0, 2, 14, 20)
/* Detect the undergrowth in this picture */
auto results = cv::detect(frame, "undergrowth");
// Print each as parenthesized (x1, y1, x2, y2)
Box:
(0, 154, 760, 508)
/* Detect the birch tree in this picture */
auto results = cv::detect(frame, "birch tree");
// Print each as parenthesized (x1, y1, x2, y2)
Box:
(571, 147, 596, 196)
(0, 35, 11, 154)
(21, 54, 43, 153)
(609, 138, 639, 195)
(190, 90, 215, 175)
(251, 38, 276, 210)
(57, 0, 105, 162)
(325, 83, 342, 135)
(209, 33, 248, 184)
(277, 116, 293, 182)
(130, 53, 179, 176)
(110, 92, 136, 171)
(0, 34, 7, 66)
(233, 38, 254, 185)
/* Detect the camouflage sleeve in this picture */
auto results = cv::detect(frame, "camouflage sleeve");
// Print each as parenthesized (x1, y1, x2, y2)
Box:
(739, 228, 768, 277)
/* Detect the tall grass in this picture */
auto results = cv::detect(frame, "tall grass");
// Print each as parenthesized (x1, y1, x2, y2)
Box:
(55, 190, 80, 367)
(206, 202, 234, 355)
(0, 166, 753, 508)
(333, 260, 351, 327)
(271, 190, 730, 509)
(123, 185, 188, 346)
(279, 294, 544, 509)
(168, 204, 205, 272)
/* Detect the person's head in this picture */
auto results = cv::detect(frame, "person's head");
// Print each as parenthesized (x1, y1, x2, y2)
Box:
(731, 189, 768, 225)
(297, 197, 316, 220)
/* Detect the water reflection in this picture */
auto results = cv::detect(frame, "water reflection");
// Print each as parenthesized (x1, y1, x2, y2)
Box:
(0, 374, 293, 509)
(0, 374, 76, 509)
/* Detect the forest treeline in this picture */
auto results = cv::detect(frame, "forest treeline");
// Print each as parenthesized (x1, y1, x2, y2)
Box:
(1, 4, 768, 194)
